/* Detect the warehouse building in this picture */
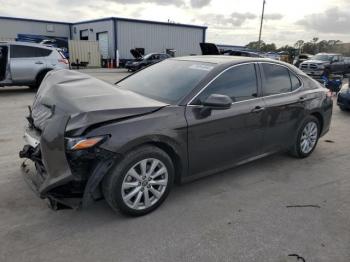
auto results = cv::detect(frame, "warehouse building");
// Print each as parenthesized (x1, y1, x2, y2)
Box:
(0, 16, 207, 60)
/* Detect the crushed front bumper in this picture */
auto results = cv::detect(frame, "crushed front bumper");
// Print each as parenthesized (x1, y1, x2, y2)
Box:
(19, 116, 119, 210)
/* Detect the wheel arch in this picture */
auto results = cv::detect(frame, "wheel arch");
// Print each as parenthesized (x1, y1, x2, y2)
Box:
(310, 111, 324, 135)
(116, 135, 187, 184)
(35, 68, 52, 84)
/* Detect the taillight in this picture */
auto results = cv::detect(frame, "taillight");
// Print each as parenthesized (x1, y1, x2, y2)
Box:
(58, 59, 69, 64)
(58, 51, 69, 64)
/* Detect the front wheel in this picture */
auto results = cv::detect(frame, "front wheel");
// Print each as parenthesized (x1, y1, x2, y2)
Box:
(339, 105, 347, 111)
(102, 146, 174, 216)
(289, 116, 320, 158)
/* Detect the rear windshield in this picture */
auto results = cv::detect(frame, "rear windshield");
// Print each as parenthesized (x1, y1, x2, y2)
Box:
(314, 54, 333, 61)
(58, 51, 66, 59)
(117, 59, 215, 104)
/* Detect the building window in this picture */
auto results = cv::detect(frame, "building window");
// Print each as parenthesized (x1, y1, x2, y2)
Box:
(80, 30, 89, 40)
(46, 24, 54, 32)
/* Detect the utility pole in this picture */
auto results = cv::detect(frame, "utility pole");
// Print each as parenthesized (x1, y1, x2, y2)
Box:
(258, 0, 266, 51)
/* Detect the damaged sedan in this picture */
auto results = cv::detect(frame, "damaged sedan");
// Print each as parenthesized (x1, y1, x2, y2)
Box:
(20, 56, 333, 216)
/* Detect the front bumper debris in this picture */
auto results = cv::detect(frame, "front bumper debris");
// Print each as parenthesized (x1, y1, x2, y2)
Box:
(19, 123, 119, 210)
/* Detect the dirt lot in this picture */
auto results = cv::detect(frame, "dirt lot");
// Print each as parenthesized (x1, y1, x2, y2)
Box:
(0, 69, 349, 262)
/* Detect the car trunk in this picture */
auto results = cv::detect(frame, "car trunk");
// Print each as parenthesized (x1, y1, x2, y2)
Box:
(199, 43, 221, 55)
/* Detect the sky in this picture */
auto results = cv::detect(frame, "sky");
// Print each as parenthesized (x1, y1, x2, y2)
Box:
(1, 0, 350, 47)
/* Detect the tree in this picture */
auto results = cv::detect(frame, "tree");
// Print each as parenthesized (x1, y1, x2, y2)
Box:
(245, 41, 276, 52)
(246, 41, 264, 50)
(262, 43, 277, 52)
(294, 40, 304, 54)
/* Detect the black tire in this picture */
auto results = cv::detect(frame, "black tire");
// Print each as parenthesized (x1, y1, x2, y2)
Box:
(289, 115, 320, 158)
(102, 146, 174, 216)
(339, 106, 347, 111)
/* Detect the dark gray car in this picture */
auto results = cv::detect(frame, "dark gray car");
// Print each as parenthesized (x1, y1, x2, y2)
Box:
(20, 56, 333, 216)
(125, 52, 171, 71)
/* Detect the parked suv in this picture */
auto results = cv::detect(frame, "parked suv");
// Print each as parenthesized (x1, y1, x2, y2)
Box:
(0, 42, 69, 89)
(299, 53, 350, 79)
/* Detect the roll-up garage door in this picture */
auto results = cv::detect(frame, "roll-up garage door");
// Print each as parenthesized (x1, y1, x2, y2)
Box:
(97, 32, 109, 59)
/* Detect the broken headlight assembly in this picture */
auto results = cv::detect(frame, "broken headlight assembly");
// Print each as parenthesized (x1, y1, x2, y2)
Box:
(65, 135, 110, 151)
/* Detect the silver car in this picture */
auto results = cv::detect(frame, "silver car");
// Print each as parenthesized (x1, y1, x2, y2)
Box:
(0, 41, 69, 89)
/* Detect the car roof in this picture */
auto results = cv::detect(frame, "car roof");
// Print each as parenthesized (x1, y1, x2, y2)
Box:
(172, 55, 307, 76)
(146, 53, 168, 56)
(316, 53, 341, 56)
(0, 41, 54, 50)
(173, 55, 279, 65)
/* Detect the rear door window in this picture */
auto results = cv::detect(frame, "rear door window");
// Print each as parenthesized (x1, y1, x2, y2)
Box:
(261, 63, 292, 95)
(290, 72, 301, 91)
(197, 63, 258, 103)
(10, 45, 52, 58)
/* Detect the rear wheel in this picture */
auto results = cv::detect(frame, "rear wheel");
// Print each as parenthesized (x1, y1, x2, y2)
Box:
(290, 116, 320, 158)
(339, 105, 347, 111)
(102, 146, 174, 216)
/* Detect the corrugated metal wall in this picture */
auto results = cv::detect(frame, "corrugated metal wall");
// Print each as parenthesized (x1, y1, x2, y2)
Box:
(0, 18, 70, 40)
(117, 21, 203, 59)
(68, 40, 101, 67)
(71, 20, 115, 59)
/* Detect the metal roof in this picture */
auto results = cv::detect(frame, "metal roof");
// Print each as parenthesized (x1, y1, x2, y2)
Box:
(0, 16, 207, 30)
(0, 16, 70, 25)
(73, 17, 207, 30)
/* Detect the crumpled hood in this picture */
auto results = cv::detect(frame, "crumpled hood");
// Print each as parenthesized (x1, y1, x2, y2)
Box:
(31, 69, 168, 132)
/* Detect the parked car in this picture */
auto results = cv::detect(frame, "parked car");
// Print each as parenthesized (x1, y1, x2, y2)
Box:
(299, 53, 350, 79)
(224, 50, 262, 58)
(293, 54, 313, 68)
(263, 52, 281, 60)
(337, 80, 350, 111)
(200, 42, 263, 58)
(125, 50, 170, 71)
(39, 39, 69, 59)
(0, 41, 69, 89)
(20, 56, 333, 216)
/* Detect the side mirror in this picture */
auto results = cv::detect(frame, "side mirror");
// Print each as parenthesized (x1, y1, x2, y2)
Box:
(202, 94, 232, 110)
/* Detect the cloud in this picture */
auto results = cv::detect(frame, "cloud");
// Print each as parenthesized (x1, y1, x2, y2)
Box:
(190, 0, 211, 8)
(264, 13, 283, 20)
(104, 0, 184, 6)
(197, 12, 257, 27)
(297, 7, 350, 34)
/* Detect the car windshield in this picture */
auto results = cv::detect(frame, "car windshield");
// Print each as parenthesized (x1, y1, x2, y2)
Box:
(117, 59, 215, 104)
(314, 54, 333, 61)
(142, 54, 153, 60)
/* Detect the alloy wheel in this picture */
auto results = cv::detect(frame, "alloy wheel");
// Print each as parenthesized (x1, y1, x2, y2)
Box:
(300, 121, 318, 154)
(121, 158, 168, 210)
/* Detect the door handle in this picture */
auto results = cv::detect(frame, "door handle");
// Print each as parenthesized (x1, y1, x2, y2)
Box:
(299, 96, 305, 102)
(251, 106, 265, 113)
(35, 61, 44, 65)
